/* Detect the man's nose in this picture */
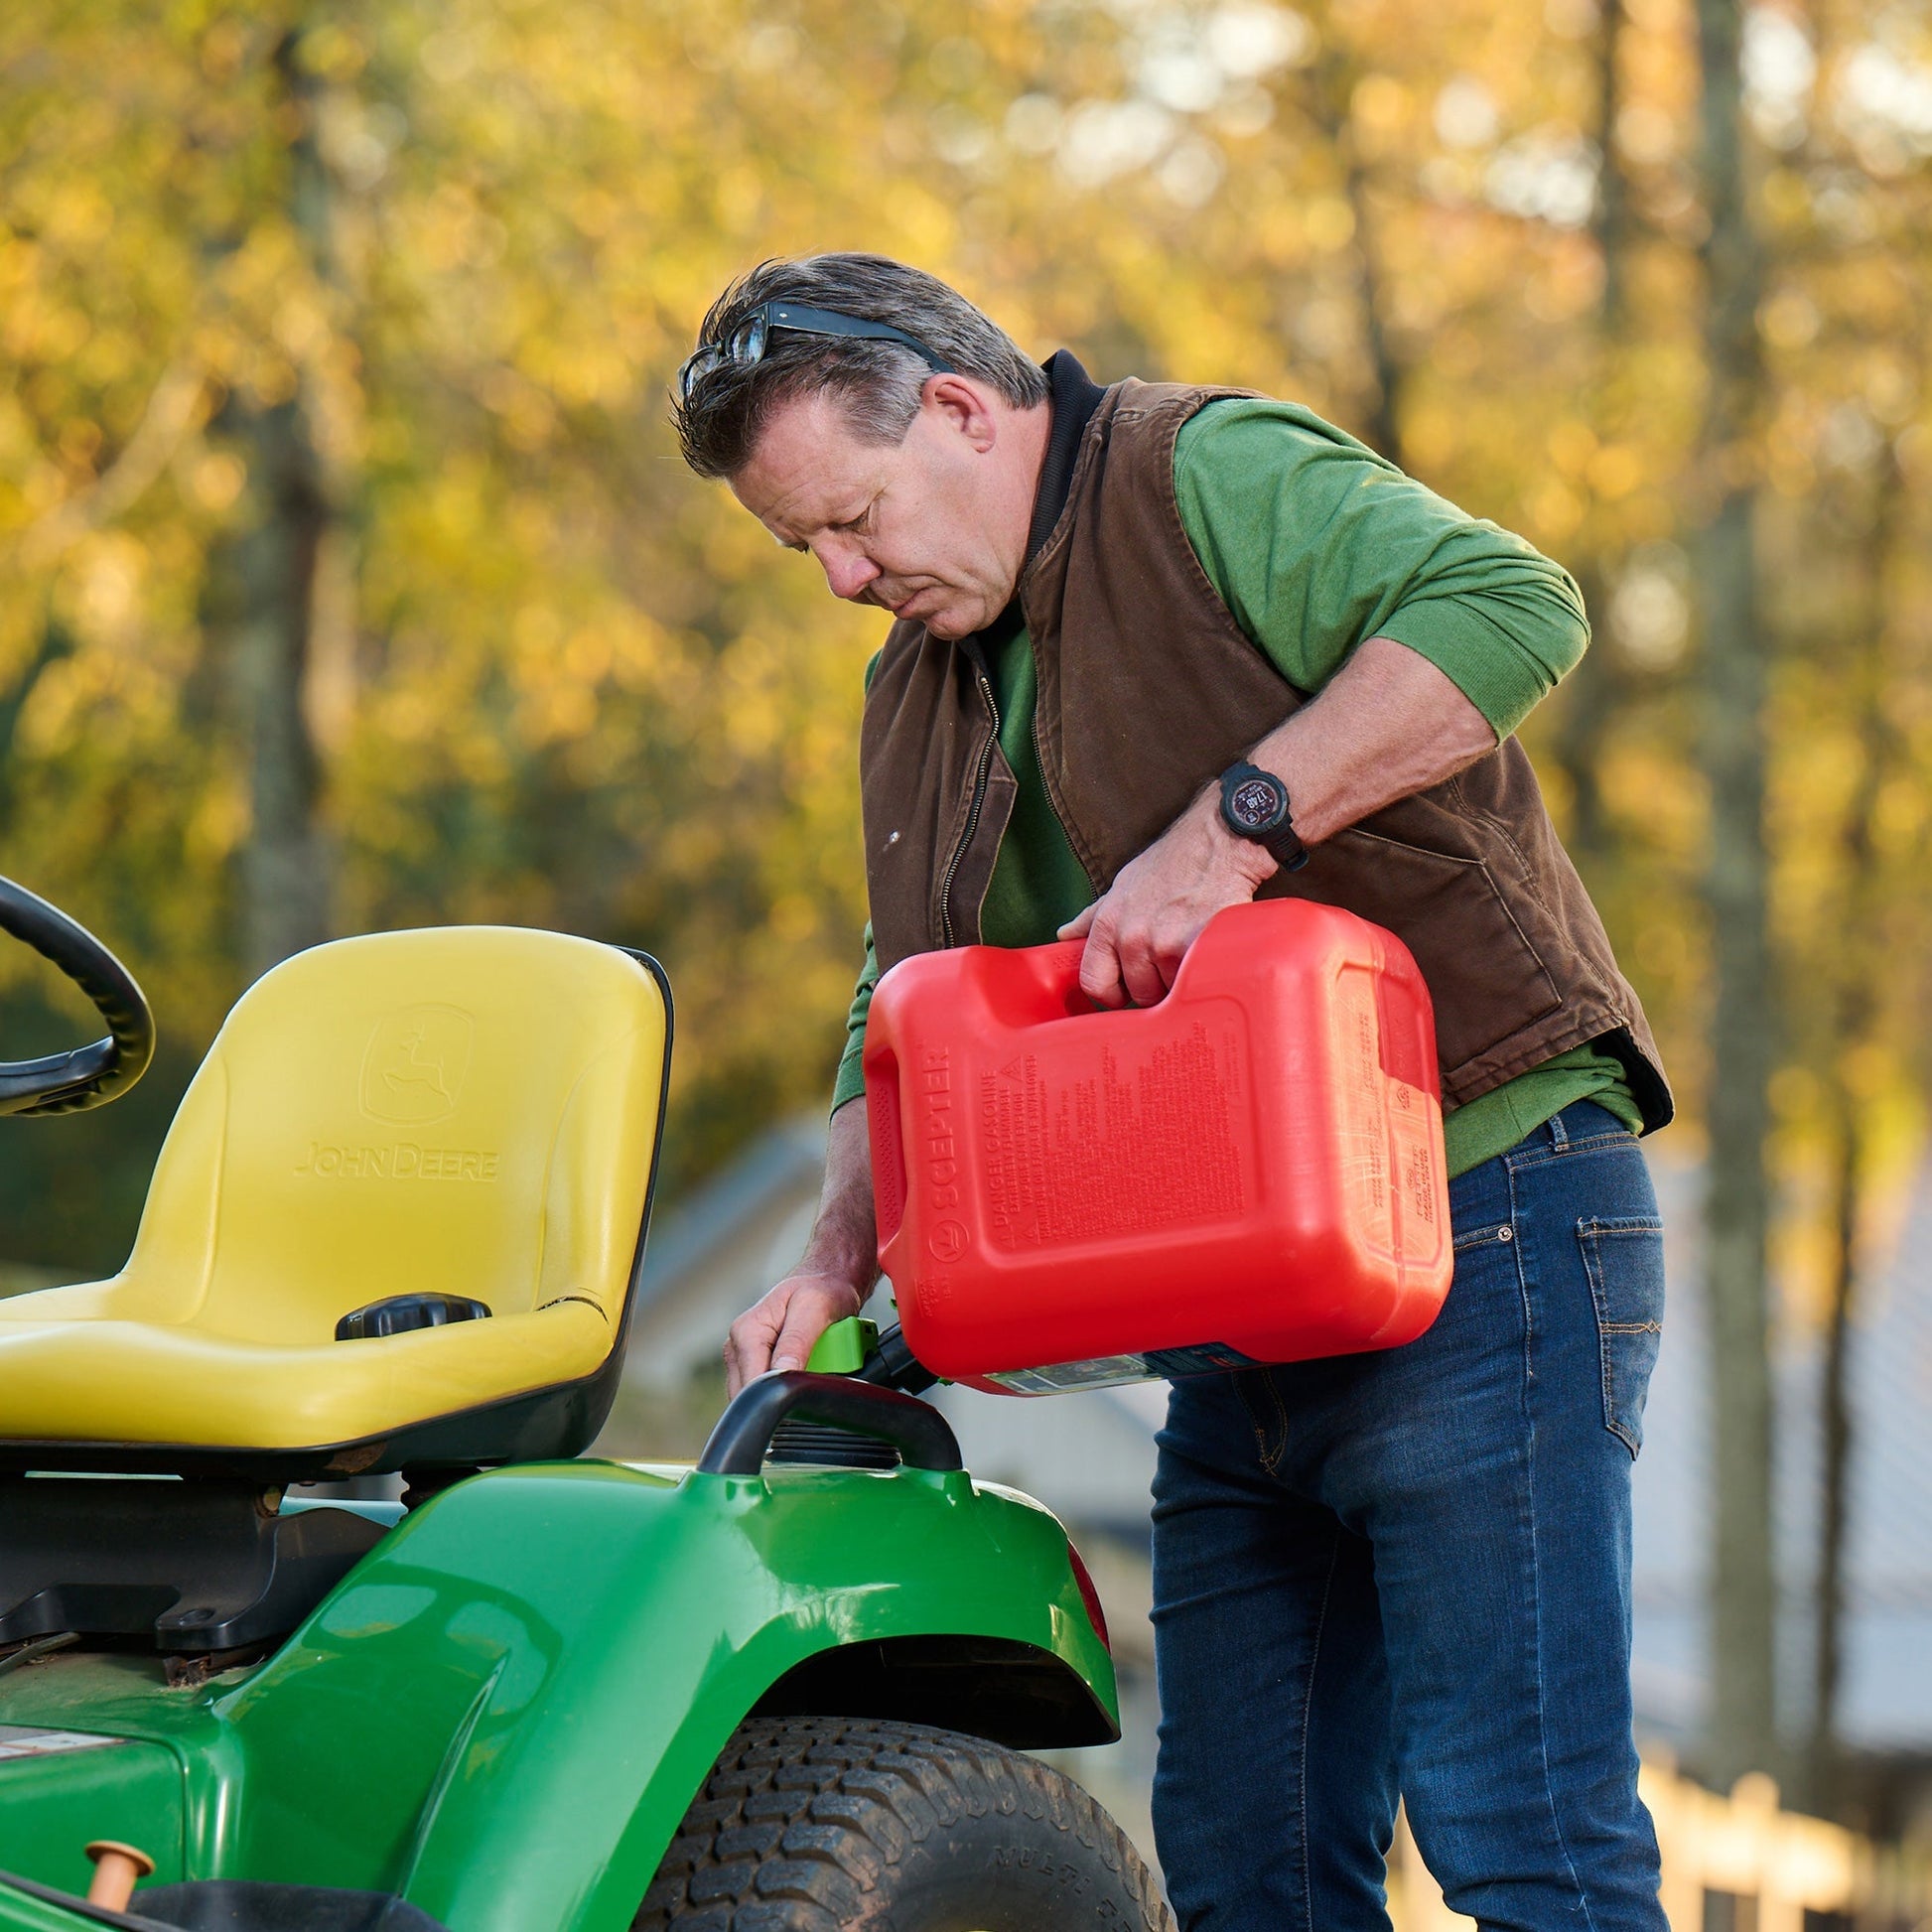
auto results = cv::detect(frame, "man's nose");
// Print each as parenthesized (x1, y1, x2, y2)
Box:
(815, 540, 881, 602)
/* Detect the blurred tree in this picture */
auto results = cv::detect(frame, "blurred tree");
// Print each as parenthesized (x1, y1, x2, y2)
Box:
(217, 23, 340, 979)
(1691, 0, 1778, 1785)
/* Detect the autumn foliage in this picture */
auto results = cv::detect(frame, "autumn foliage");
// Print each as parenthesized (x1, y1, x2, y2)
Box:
(1, 0, 1927, 1305)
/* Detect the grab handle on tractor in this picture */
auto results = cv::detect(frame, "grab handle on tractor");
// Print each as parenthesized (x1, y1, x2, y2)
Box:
(696, 1371, 962, 1477)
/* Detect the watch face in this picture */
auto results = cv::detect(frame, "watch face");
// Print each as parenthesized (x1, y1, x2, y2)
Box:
(1227, 773, 1286, 833)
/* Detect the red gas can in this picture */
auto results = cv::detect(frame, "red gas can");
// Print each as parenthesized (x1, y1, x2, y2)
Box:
(864, 898, 1451, 1394)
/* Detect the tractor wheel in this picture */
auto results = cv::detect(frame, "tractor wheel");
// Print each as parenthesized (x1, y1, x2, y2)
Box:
(633, 1715, 1172, 1931)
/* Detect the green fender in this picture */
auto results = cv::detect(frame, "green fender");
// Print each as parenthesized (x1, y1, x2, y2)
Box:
(248, 1459, 1114, 1929)
(0, 1458, 1116, 1932)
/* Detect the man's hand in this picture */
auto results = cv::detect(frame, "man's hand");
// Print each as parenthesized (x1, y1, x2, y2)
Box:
(723, 1097, 878, 1397)
(1058, 785, 1276, 1007)
(1059, 638, 1496, 1009)
(724, 1270, 865, 1395)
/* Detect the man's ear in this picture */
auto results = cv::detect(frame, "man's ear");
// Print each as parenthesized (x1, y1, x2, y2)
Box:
(923, 373, 1000, 453)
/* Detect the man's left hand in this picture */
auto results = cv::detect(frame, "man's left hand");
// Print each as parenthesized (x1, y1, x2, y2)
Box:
(1057, 786, 1277, 1008)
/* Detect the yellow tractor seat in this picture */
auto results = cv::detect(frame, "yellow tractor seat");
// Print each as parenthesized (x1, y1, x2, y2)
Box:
(0, 927, 671, 1480)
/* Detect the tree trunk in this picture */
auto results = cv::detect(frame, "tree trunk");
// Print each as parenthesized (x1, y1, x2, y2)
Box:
(1550, 0, 1634, 875)
(1307, 49, 1406, 470)
(1595, 0, 1630, 339)
(232, 395, 330, 981)
(1692, 0, 1778, 1785)
(1551, 566, 1619, 869)
(1806, 435, 1907, 1816)
(226, 25, 338, 982)
(1808, 1105, 1859, 1817)
(1339, 147, 1405, 471)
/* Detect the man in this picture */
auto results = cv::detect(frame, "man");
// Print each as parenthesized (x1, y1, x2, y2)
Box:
(674, 252, 1673, 1932)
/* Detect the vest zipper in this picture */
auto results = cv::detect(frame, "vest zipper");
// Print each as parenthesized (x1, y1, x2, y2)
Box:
(939, 660, 1001, 947)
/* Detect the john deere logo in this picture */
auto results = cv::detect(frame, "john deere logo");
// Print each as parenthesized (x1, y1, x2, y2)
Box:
(360, 1005, 473, 1125)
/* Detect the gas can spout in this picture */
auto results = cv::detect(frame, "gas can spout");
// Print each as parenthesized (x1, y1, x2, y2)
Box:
(854, 1322, 940, 1396)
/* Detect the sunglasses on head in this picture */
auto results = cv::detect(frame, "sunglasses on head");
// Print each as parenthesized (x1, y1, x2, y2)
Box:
(677, 302, 955, 405)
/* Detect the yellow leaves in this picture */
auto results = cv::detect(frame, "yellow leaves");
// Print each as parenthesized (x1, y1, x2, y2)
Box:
(713, 166, 766, 239)
(1763, 420, 1816, 499)
(477, 366, 558, 452)
(532, 341, 633, 413)
(38, 181, 116, 253)
(17, 646, 119, 758)
(1614, 101, 1679, 168)
(1525, 479, 1586, 542)
(566, 185, 622, 241)
(187, 775, 251, 867)
(1759, 167, 1811, 230)
(1350, 73, 1413, 156)
(517, 679, 599, 747)
(1587, 444, 1645, 499)
(297, 22, 370, 83)
(1759, 289, 1822, 351)
(415, 183, 507, 274)
(0, 0, 1922, 1221)
(60, 531, 148, 653)
(1548, 419, 1597, 476)
(1303, 196, 1357, 251)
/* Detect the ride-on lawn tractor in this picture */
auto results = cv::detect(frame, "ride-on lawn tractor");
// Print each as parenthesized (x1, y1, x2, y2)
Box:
(0, 878, 1170, 1932)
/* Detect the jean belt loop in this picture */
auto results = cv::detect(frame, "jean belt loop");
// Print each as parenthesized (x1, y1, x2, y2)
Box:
(1547, 1107, 1569, 1149)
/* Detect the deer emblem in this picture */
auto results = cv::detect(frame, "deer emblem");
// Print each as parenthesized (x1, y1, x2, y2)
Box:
(379, 1028, 452, 1106)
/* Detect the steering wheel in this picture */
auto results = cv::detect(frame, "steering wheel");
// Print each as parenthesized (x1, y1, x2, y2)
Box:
(0, 875, 155, 1118)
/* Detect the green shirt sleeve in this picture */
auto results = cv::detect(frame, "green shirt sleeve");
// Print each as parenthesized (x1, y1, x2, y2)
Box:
(1173, 398, 1589, 739)
(832, 923, 880, 1113)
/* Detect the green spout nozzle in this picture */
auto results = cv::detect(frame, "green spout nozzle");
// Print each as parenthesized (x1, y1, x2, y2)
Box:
(805, 1315, 880, 1375)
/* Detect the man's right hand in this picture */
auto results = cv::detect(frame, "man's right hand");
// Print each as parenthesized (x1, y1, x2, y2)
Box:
(724, 1269, 864, 1396)
(722, 1096, 879, 1398)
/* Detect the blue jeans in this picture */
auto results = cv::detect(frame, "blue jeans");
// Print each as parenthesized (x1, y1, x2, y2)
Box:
(1150, 1102, 1668, 1932)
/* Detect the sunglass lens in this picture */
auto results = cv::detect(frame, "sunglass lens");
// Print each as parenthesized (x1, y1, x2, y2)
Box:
(678, 345, 721, 403)
(732, 314, 767, 364)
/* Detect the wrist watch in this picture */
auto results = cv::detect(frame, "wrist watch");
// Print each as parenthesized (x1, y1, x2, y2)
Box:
(1217, 760, 1310, 872)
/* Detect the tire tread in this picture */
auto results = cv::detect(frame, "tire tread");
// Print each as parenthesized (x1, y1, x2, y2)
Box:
(632, 1716, 1170, 1931)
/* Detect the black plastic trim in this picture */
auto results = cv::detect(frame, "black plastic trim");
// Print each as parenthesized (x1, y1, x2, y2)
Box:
(0, 875, 155, 1117)
(0, 1868, 182, 1932)
(0, 945, 674, 1483)
(0, 1872, 448, 1932)
(696, 1372, 963, 1477)
(749, 1633, 1120, 1750)
(125, 1882, 449, 1931)
(0, 1478, 388, 1654)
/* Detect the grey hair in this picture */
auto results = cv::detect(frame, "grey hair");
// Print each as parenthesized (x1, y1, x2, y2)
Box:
(672, 253, 1048, 480)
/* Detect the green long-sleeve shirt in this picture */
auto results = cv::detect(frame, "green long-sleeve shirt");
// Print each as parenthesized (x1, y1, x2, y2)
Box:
(833, 398, 1641, 1177)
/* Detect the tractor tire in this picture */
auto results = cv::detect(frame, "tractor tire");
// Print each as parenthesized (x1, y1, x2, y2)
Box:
(633, 1715, 1173, 1932)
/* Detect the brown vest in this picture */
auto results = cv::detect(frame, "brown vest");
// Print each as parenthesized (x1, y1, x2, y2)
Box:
(859, 379, 1672, 1131)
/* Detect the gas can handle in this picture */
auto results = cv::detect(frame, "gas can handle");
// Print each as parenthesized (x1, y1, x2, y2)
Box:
(1012, 936, 1103, 1021)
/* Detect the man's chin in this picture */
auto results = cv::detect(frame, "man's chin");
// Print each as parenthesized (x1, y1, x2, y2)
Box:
(918, 599, 992, 640)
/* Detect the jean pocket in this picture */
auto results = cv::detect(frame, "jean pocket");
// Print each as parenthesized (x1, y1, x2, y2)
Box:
(1577, 1217, 1666, 1454)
